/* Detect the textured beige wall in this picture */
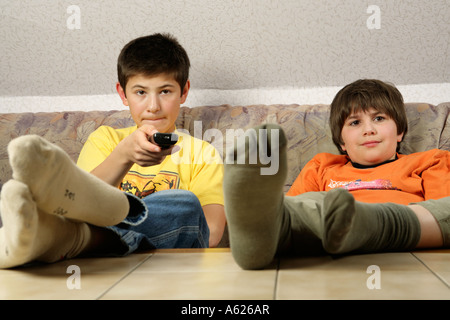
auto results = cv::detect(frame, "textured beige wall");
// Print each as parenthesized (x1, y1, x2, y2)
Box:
(0, 0, 449, 110)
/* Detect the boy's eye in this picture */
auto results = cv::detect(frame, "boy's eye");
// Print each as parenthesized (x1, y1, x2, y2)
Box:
(136, 90, 146, 96)
(374, 116, 385, 122)
(349, 120, 360, 126)
(160, 89, 171, 95)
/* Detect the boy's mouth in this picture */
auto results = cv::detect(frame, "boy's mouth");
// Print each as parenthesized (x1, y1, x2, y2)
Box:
(142, 118, 165, 123)
(362, 140, 380, 148)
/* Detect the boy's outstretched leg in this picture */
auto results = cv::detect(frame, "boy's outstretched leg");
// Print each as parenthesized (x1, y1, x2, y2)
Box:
(224, 124, 289, 270)
(0, 180, 91, 268)
(322, 188, 422, 254)
(8, 135, 129, 227)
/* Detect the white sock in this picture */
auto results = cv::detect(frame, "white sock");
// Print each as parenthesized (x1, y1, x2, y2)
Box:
(8, 134, 129, 227)
(0, 180, 91, 268)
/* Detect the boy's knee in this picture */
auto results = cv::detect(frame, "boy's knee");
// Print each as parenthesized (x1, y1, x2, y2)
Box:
(169, 189, 203, 213)
(146, 189, 203, 215)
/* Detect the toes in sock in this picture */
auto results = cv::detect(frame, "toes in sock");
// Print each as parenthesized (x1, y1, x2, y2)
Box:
(0, 180, 91, 268)
(8, 135, 129, 226)
(224, 124, 288, 269)
(0, 180, 39, 268)
(322, 188, 421, 254)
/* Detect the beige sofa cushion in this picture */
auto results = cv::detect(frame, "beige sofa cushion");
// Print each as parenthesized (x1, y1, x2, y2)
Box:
(0, 103, 448, 192)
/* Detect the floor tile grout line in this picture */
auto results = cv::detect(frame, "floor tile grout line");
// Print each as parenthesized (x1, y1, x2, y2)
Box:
(410, 252, 450, 289)
(272, 258, 280, 300)
(95, 254, 154, 300)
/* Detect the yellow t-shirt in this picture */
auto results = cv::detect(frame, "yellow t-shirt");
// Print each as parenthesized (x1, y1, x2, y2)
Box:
(77, 125, 224, 207)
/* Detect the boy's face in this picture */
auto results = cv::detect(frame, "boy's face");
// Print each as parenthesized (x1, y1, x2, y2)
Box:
(340, 108, 404, 166)
(117, 73, 189, 133)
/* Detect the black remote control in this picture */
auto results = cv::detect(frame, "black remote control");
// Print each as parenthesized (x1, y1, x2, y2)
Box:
(152, 132, 178, 149)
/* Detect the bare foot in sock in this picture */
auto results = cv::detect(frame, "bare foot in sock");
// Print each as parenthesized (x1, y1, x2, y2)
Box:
(224, 124, 288, 270)
(0, 180, 91, 269)
(7, 135, 129, 227)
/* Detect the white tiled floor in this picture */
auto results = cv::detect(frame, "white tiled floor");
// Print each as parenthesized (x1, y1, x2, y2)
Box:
(0, 248, 449, 300)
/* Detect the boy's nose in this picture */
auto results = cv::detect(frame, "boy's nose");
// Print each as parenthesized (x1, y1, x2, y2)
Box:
(362, 123, 376, 135)
(147, 97, 160, 113)
(148, 104, 160, 113)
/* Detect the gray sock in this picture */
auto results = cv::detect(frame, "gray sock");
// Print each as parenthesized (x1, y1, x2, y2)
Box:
(322, 188, 421, 254)
(416, 197, 450, 247)
(223, 124, 288, 270)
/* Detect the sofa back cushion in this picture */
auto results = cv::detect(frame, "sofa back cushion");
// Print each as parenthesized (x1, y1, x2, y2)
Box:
(179, 103, 449, 189)
(0, 102, 448, 190)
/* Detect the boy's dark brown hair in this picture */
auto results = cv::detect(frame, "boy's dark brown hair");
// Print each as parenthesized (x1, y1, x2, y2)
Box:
(329, 79, 408, 154)
(117, 33, 190, 96)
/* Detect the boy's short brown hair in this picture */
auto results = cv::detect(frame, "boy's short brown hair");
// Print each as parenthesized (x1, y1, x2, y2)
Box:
(329, 79, 408, 154)
(117, 33, 190, 95)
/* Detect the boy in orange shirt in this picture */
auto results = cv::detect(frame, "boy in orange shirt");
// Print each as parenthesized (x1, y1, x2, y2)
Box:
(224, 79, 449, 270)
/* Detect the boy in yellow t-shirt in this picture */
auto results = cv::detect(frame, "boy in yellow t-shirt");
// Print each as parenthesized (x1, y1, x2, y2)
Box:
(0, 34, 225, 268)
(224, 79, 449, 270)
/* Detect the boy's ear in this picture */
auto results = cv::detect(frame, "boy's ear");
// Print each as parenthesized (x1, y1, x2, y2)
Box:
(397, 131, 405, 143)
(180, 80, 190, 104)
(116, 82, 129, 106)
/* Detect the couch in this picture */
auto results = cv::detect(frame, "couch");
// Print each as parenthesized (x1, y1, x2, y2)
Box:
(1, 103, 449, 246)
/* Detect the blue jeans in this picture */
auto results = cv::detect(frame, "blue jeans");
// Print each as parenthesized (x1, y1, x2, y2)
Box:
(106, 189, 210, 256)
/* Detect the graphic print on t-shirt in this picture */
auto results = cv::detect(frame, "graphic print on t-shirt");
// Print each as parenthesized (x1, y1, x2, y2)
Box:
(328, 179, 401, 191)
(120, 170, 180, 198)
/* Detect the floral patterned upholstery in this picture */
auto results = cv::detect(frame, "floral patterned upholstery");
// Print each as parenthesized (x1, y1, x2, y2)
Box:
(0, 103, 449, 192)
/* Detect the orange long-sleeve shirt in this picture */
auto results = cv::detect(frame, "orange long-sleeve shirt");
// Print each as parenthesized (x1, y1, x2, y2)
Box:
(286, 149, 450, 205)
